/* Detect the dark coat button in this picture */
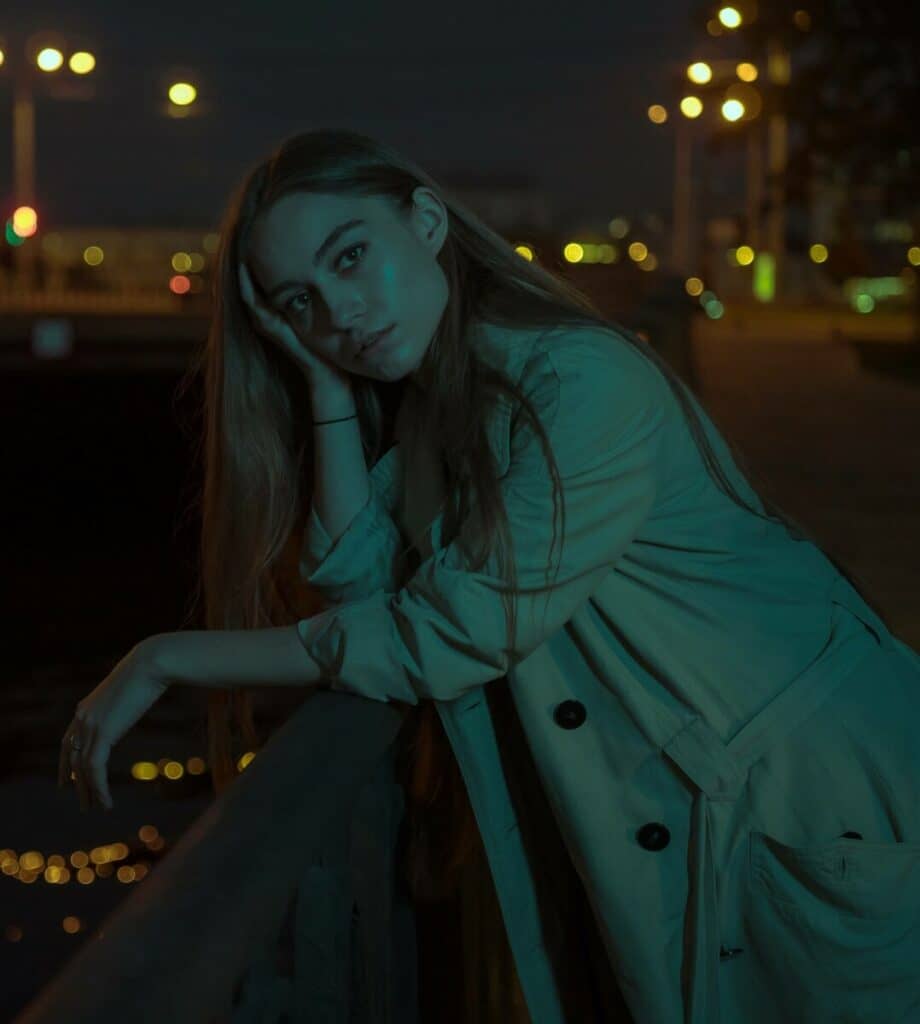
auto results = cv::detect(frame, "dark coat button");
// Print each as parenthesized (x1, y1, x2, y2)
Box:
(553, 700, 586, 729)
(840, 830, 863, 839)
(636, 822, 671, 851)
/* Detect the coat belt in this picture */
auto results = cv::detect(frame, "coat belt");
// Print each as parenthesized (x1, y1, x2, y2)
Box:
(660, 572, 894, 1022)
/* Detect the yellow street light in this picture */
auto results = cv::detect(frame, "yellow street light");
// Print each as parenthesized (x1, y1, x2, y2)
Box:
(736, 62, 758, 81)
(168, 82, 197, 106)
(680, 95, 703, 118)
(687, 62, 712, 84)
(36, 48, 65, 72)
(718, 7, 743, 28)
(724, 82, 762, 119)
(69, 52, 96, 75)
(736, 245, 755, 265)
(563, 242, 585, 264)
(648, 104, 668, 124)
(721, 98, 745, 121)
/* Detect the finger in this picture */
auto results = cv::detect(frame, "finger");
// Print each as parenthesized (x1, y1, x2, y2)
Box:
(60, 727, 82, 797)
(238, 262, 257, 305)
(71, 754, 91, 812)
(88, 739, 113, 809)
(72, 723, 96, 811)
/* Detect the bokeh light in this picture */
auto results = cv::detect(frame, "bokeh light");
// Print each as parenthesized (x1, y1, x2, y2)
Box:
(718, 7, 742, 29)
(69, 52, 96, 75)
(680, 96, 703, 118)
(36, 48, 64, 72)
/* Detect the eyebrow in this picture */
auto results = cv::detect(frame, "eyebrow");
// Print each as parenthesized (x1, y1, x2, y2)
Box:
(266, 218, 366, 303)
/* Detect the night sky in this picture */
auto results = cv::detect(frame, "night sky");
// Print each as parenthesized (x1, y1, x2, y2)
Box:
(0, 1, 706, 231)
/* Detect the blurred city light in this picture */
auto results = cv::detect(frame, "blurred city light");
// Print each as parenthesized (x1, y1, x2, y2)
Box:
(793, 9, 812, 31)
(648, 104, 668, 124)
(607, 217, 630, 239)
(31, 318, 75, 361)
(845, 277, 907, 312)
(687, 62, 712, 84)
(628, 242, 648, 262)
(768, 49, 791, 84)
(721, 99, 745, 121)
(736, 245, 755, 265)
(724, 83, 762, 118)
(680, 96, 703, 118)
(753, 252, 776, 302)
(563, 242, 584, 263)
(718, 7, 742, 29)
(685, 277, 704, 296)
(168, 82, 197, 106)
(12, 206, 39, 238)
(36, 48, 64, 72)
(69, 51, 96, 75)
(809, 244, 829, 263)
(736, 62, 758, 82)
(700, 290, 725, 318)
(5, 222, 25, 245)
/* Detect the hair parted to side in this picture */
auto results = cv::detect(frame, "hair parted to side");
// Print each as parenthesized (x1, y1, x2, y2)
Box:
(173, 128, 892, 906)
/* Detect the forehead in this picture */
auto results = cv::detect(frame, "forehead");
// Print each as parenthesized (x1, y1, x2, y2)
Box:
(249, 192, 384, 278)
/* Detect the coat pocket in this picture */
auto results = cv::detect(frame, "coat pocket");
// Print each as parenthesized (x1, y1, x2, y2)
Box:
(745, 830, 920, 1022)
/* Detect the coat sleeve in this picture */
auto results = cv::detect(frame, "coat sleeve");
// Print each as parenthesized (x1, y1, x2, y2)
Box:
(295, 332, 668, 704)
(299, 475, 406, 605)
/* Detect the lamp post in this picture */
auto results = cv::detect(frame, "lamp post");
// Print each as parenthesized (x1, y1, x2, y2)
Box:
(763, 33, 789, 299)
(746, 119, 763, 251)
(0, 29, 98, 292)
(672, 115, 694, 275)
(12, 63, 38, 291)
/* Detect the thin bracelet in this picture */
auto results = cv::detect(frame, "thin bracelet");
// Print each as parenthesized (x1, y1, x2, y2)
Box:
(313, 413, 359, 426)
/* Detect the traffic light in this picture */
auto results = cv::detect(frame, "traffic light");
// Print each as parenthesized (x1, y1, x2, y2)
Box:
(12, 206, 38, 238)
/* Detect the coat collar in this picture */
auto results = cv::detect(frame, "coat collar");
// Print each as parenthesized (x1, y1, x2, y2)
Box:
(409, 318, 551, 466)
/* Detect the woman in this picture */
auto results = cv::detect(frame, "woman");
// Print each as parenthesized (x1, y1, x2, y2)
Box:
(176, 130, 920, 1022)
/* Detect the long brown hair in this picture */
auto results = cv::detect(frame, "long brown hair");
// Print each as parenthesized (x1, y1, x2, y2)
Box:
(174, 128, 892, 904)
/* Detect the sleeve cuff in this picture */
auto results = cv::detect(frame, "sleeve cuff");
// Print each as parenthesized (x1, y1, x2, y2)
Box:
(299, 479, 406, 604)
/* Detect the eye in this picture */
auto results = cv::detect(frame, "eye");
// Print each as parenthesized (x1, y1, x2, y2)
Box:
(285, 242, 367, 315)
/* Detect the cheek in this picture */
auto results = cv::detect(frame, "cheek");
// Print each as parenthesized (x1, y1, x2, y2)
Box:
(401, 250, 446, 313)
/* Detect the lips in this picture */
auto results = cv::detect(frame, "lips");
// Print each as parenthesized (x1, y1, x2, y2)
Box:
(360, 324, 394, 357)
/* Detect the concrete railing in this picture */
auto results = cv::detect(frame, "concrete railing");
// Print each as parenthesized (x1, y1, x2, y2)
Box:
(13, 688, 408, 1024)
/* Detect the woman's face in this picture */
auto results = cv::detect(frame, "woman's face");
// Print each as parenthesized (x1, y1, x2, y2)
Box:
(248, 186, 449, 384)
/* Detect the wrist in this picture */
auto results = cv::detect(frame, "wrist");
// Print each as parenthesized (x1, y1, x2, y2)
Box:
(142, 633, 176, 686)
(310, 391, 357, 422)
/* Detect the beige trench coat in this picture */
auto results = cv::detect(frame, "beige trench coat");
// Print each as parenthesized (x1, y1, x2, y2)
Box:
(291, 319, 920, 1023)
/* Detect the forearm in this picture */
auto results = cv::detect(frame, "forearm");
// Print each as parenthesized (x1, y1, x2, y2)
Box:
(311, 386, 370, 547)
(148, 625, 325, 690)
